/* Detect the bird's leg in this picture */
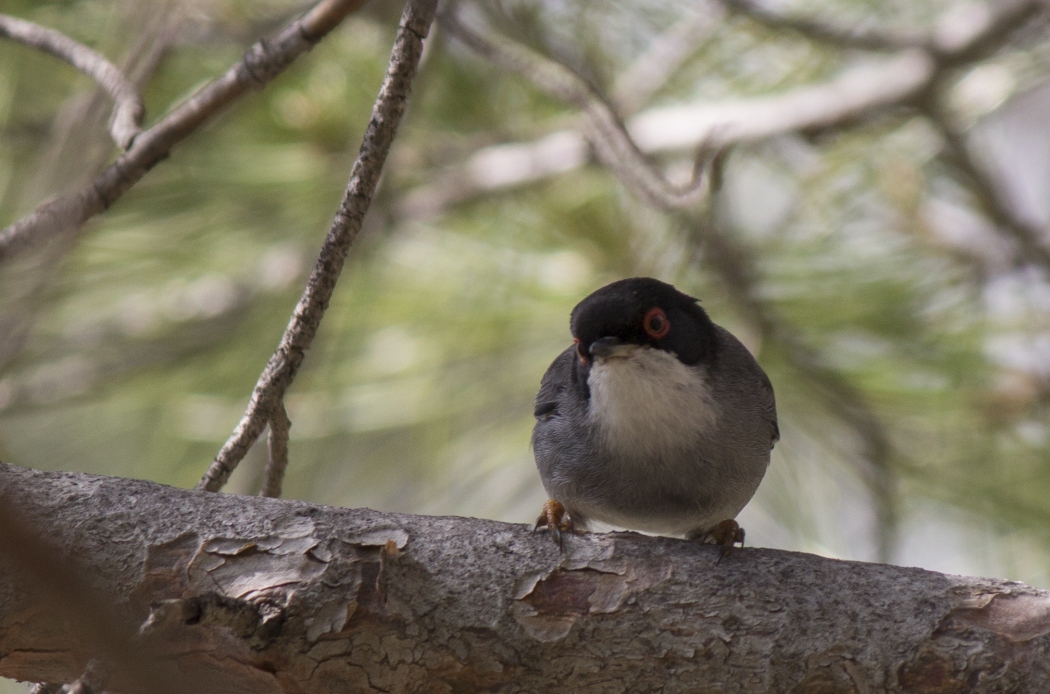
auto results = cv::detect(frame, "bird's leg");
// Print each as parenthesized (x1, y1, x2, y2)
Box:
(706, 519, 745, 564)
(534, 499, 575, 547)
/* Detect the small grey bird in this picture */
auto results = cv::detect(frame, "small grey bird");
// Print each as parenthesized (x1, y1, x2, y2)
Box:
(532, 277, 779, 548)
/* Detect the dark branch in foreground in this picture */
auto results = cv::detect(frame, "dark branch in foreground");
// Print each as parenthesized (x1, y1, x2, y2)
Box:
(2, 463, 1049, 693)
(196, 0, 439, 492)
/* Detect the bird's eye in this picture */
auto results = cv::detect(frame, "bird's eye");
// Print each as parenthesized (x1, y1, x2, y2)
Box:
(643, 307, 670, 339)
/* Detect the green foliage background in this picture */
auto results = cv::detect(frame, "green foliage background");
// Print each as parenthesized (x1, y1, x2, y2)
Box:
(1, 2, 1050, 684)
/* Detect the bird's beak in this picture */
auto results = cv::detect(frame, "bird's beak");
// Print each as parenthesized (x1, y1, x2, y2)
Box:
(589, 337, 639, 360)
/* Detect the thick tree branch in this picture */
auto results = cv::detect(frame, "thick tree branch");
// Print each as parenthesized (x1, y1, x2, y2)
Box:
(2, 463, 1050, 692)
(196, 0, 438, 493)
(0, 14, 144, 149)
(0, 0, 367, 265)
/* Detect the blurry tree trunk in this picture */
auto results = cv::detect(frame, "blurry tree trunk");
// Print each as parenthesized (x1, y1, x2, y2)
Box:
(1, 463, 1048, 693)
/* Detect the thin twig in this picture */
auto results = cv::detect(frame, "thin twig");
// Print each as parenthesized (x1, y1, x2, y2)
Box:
(417, 0, 1045, 222)
(716, 0, 927, 52)
(927, 109, 1050, 269)
(931, 0, 1047, 65)
(718, 0, 1047, 61)
(0, 0, 369, 265)
(196, 0, 439, 493)
(0, 14, 144, 149)
(441, 10, 714, 211)
(437, 9, 937, 213)
(261, 402, 292, 498)
(0, 7, 181, 379)
(612, 2, 725, 115)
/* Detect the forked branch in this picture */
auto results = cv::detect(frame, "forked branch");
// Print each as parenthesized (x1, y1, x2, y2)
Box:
(0, 14, 144, 149)
(196, 0, 439, 492)
(0, 0, 369, 264)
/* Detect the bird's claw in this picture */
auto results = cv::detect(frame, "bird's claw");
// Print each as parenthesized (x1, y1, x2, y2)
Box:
(707, 519, 745, 565)
(534, 499, 574, 548)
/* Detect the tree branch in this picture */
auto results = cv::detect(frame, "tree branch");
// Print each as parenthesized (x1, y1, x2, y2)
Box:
(716, 0, 1047, 60)
(0, 0, 368, 265)
(195, 0, 439, 493)
(413, 0, 1046, 221)
(611, 2, 726, 115)
(3, 463, 1050, 692)
(441, 10, 714, 211)
(928, 109, 1050, 269)
(716, 0, 925, 51)
(0, 14, 144, 149)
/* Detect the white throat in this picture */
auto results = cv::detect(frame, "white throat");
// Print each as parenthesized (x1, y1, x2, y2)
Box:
(586, 347, 718, 460)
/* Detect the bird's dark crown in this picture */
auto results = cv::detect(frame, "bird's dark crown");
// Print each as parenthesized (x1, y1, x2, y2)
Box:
(570, 277, 718, 367)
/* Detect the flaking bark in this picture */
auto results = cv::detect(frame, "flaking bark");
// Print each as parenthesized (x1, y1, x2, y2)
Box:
(1, 462, 1049, 693)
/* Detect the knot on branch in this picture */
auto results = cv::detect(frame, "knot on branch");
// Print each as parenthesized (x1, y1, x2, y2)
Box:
(240, 40, 280, 88)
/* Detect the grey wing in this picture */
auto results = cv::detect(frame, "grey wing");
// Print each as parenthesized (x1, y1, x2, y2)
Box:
(534, 347, 576, 421)
(761, 371, 780, 449)
(714, 325, 779, 451)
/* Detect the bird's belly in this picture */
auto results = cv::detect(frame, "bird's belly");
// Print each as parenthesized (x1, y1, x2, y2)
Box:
(565, 448, 765, 538)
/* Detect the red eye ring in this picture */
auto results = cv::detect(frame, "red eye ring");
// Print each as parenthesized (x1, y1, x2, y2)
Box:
(643, 307, 670, 339)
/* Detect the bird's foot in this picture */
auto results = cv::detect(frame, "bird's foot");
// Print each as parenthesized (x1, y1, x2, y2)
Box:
(707, 519, 745, 564)
(534, 499, 575, 547)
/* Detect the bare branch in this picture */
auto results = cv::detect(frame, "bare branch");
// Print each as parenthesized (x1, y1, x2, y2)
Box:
(0, 10, 180, 387)
(932, 0, 1048, 64)
(0, 0, 368, 265)
(415, 0, 1046, 221)
(716, 0, 928, 52)
(611, 2, 725, 115)
(0, 14, 144, 149)
(441, 10, 714, 211)
(261, 403, 292, 498)
(626, 50, 933, 150)
(406, 36, 934, 219)
(195, 0, 439, 493)
(928, 109, 1050, 269)
(717, 0, 1046, 60)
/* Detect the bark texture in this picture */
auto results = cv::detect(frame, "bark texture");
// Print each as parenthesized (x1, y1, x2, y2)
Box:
(1, 463, 1049, 693)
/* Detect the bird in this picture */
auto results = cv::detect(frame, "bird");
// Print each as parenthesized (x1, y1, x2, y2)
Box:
(532, 277, 779, 551)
